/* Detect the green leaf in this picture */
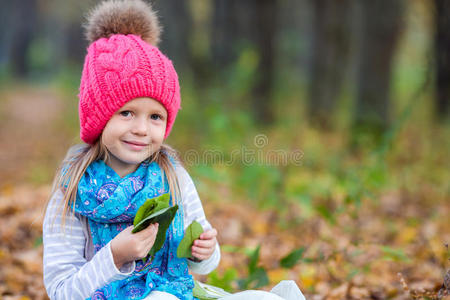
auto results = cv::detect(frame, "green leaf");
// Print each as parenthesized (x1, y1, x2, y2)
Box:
(133, 198, 156, 227)
(238, 267, 269, 290)
(193, 281, 232, 299)
(315, 204, 337, 224)
(346, 268, 360, 280)
(220, 245, 246, 254)
(248, 245, 261, 274)
(133, 193, 170, 227)
(206, 269, 237, 292)
(177, 220, 204, 258)
(249, 267, 269, 288)
(302, 257, 316, 264)
(193, 281, 215, 300)
(380, 246, 410, 262)
(33, 236, 43, 248)
(132, 205, 174, 233)
(280, 247, 306, 268)
(132, 193, 178, 259)
(148, 205, 179, 257)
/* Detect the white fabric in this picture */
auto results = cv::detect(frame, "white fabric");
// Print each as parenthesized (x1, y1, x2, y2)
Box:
(270, 280, 306, 300)
(221, 290, 285, 300)
(143, 291, 180, 300)
(220, 281, 305, 300)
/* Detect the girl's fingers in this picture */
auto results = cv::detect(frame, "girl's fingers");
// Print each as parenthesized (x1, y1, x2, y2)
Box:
(200, 228, 217, 240)
(192, 245, 214, 257)
(192, 253, 208, 261)
(135, 223, 158, 240)
(194, 238, 216, 249)
(145, 223, 159, 238)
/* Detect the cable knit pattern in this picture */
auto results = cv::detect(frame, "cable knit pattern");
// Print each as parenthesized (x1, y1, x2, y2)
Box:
(79, 34, 180, 144)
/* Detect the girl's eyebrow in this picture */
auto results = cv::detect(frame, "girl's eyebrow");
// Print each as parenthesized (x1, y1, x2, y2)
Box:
(153, 109, 167, 116)
(121, 104, 167, 116)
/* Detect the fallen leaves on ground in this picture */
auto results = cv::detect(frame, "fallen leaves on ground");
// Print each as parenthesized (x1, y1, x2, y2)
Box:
(2, 183, 447, 299)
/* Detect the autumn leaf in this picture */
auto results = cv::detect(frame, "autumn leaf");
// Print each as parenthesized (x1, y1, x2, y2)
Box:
(280, 247, 306, 268)
(132, 193, 178, 258)
(133, 193, 170, 228)
(147, 205, 179, 257)
(177, 220, 204, 258)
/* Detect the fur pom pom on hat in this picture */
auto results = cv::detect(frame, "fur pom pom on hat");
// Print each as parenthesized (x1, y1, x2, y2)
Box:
(84, 0, 160, 46)
(78, 0, 180, 144)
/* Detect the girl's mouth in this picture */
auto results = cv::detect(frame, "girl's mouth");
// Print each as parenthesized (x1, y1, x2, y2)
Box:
(123, 140, 149, 151)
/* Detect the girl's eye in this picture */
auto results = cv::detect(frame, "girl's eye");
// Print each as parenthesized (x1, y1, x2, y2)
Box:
(120, 111, 132, 117)
(150, 114, 162, 120)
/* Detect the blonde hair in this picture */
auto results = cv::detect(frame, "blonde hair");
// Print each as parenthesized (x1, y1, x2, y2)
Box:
(47, 140, 182, 229)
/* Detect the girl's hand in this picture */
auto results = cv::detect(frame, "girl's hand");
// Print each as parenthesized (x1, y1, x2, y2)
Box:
(191, 228, 218, 261)
(110, 223, 159, 269)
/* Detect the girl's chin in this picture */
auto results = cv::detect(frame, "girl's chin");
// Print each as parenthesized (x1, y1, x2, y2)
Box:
(106, 154, 148, 170)
(119, 156, 149, 166)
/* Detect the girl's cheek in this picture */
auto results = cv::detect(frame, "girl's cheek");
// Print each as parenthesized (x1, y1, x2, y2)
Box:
(102, 140, 115, 152)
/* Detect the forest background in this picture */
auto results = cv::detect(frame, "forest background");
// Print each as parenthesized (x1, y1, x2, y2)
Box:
(0, 0, 449, 299)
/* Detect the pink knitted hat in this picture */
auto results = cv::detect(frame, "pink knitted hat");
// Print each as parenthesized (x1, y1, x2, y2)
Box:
(78, 0, 180, 144)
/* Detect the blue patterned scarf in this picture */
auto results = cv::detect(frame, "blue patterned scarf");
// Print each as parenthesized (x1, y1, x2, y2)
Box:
(74, 159, 194, 300)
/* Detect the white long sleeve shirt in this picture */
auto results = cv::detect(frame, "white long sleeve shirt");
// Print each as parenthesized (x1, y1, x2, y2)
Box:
(43, 163, 220, 300)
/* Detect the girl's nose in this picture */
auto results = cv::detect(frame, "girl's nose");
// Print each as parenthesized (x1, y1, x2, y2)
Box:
(131, 117, 148, 135)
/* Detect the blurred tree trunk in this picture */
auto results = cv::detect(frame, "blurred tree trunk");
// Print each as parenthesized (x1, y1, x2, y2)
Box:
(9, 0, 38, 77)
(211, 0, 239, 70)
(65, 22, 85, 64)
(354, 0, 404, 137)
(0, 1, 13, 67)
(252, 0, 277, 124)
(42, 0, 91, 75)
(212, 0, 277, 124)
(434, 0, 450, 120)
(308, 0, 352, 129)
(154, 0, 192, 73)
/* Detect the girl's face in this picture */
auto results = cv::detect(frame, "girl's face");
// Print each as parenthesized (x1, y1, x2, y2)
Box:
(101, 97, 167, 177)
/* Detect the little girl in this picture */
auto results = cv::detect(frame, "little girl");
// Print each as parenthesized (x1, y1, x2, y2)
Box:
(43, 1, 219, 299)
